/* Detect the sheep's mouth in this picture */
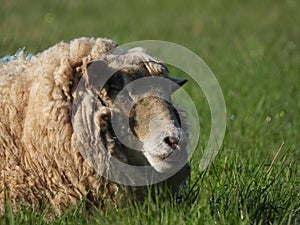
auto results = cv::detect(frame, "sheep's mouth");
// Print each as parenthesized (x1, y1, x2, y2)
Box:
(143, 146, 187, 174)
(158, 151, 173, 161)
(157, 145, 181, 161)
(148, 146, 181, 162)
(140, 136, 182, 162)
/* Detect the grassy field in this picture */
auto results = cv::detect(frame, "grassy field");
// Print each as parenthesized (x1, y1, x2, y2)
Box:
(1, 0, 299, 224)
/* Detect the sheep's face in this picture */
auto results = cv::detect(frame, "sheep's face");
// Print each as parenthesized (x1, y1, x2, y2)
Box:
(128, 95, 188, 174)
(73, 48, 190, 179)
(105, 63, 188, 174)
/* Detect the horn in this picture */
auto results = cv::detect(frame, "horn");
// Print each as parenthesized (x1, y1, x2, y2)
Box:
(169, 77, 188, 87)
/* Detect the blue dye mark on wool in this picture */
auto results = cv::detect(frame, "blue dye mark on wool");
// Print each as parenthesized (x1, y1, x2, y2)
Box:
(0, 48, 32, 63)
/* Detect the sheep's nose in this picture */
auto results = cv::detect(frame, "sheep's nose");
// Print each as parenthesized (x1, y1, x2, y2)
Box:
(164, 136, 180, 150)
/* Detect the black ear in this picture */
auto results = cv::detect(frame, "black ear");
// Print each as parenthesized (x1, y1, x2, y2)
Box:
(85, 60, 117, 92)
(169, 77, 187, 93)
(169, 77, 188, 87)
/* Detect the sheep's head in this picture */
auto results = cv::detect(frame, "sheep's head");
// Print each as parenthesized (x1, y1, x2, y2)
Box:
(72, 47, 190, 185)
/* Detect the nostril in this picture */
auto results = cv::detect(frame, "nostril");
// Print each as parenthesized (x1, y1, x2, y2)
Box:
(164, 136, 180, 150)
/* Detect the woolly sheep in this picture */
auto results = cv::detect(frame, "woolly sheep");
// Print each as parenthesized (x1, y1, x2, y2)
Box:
(0, 37, 190, 214)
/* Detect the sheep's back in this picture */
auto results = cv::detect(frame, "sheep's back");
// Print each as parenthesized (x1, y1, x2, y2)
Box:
(0, 37, 118, 213)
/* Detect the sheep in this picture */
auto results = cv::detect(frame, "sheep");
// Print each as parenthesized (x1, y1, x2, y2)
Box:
(0, 37, 190, 214)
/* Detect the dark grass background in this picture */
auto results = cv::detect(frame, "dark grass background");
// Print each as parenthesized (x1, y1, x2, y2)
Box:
(0, 0, 299, 224)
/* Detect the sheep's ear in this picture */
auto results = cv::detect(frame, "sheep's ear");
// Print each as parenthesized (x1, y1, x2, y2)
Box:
(72, 63, 113, 176)
(169, 77, 187, 87)
(84, 60, 117, 92)
(72, 87, 111, 176)
(169, 77, 187, 93)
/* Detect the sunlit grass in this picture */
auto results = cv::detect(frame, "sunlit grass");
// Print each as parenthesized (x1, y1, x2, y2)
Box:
(0, 0, 299, 224)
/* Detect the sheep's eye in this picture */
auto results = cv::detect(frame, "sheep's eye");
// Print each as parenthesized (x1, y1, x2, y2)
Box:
(110, 81, 123, 91)
(107, 73, 124, 93)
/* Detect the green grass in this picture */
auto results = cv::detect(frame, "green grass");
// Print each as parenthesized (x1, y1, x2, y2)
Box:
(1, 0, 299, 224)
